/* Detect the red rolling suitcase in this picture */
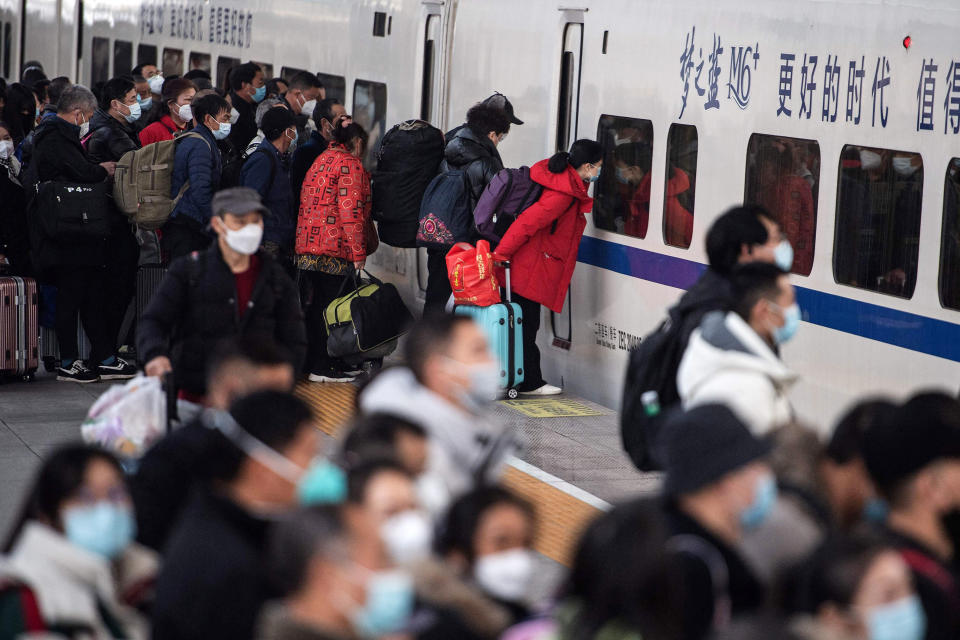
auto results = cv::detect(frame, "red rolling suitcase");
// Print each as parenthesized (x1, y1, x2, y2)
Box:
(0, 276, 39, 380)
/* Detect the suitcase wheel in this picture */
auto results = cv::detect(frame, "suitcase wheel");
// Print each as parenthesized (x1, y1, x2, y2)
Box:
(507, 388, 519, 399)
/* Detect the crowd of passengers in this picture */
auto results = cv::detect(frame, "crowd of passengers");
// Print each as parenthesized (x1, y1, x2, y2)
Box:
(0, 59, 957, 640)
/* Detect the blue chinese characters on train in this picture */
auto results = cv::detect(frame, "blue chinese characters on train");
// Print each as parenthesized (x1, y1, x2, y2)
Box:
(139, 0, 254, 48)
(678, 26, 759, 118)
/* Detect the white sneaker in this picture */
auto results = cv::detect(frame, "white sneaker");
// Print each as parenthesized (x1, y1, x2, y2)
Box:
(307, 369, 356, 383)
(518, 383, 562, 396)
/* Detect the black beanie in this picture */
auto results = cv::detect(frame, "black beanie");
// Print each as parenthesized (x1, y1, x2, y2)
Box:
(862, 392, 960, 497)
(663, 404, 771, 497)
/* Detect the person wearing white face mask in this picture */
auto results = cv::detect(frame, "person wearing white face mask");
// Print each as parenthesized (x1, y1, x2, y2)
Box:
(360, 314, 520, 517)
(0, 121, 29, 275)
(677, 262, 800, 435)
(0, 444, 155, 638)
(138, 77, 197, 145)
(283, 71, 323, 145)
(153, 391, 322, 640)
(138, 187, 306, 402)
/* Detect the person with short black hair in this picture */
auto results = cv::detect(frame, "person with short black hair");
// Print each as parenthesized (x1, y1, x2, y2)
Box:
(493, 138, 603, 395)
(153, 391, 320, 640)
(340, 413, 429, 477)
(360, 314, 518, 518)
(183, 68, 211, 82)
(265, 77, 288, 100)
(677, 261, 799, 434)
(424, 102, 511, 312)
(162, 91, 231, 258)
(240, 106, 297, 270)
(228, 62, 265, 150)
(0, 444, 154, 638)
(289, 97, 348, 199)
(660, 404, 772, 640)
(862, 392, 960, 640)
(130, 336, 296, 552)
(284, 71, 323, 119)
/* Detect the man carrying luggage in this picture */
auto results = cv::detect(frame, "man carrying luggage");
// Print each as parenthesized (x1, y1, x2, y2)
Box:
(138, 187, 306, 402)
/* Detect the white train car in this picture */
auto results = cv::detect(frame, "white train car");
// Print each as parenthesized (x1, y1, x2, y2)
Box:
(4, 0, 959, 432)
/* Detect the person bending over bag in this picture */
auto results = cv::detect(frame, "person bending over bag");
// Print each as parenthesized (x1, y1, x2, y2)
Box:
(493, 139, 602, 396)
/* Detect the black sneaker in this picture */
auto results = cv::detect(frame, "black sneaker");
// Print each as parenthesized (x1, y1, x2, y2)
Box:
(307, 369, 356, 383)
(98, 357, 137, 380)
(57, 360, 99, 383)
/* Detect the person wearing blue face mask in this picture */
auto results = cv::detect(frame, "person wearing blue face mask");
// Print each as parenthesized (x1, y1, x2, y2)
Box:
(0, 444, 154, 638)
(260, 504, 415, 640)
(227, 62, 266, 153)
(790, 533, 926, 640)
(660, 404, 774, 640)
(153, 391, 322, 640)
(164, 92, 231, 259)
(677, 261, 800, 435)
(492, 138, 602, 396)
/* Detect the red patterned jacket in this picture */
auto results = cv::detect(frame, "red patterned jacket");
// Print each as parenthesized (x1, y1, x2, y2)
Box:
(296, 142, 372, 261)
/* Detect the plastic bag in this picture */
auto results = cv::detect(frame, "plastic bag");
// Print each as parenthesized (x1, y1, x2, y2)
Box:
(81, 375, 166, 458)
(446, 239, 501, 307)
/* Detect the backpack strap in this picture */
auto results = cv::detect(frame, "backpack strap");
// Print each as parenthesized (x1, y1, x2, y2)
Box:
(169, 132, 215, 208)
(243, 147, 278, 190)
(667, 535, 732, 631)
(901, 549, 960, 606)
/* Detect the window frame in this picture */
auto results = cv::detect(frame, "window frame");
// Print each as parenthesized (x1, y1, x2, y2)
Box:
(136, 44, 158, 68)
(91, 36, 111, 85)
(161, 47, 184, 77)
(113, 39, 133, 79)
(316, 72, 346, 104)
(592, 114, 655, 239)
(663, 123, 698, 249)
(352, 78, 388, 170)
(938, 159, 960, 310)
(216, 56, 241, 93)
(188, 51, 211, 74)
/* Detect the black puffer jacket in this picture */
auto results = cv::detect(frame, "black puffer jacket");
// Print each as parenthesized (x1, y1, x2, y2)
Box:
(439, 126, 504, 212)
(25, 117, 109, 270)
(86, 108, 140, 164)
(136, 246, 307, 395)
(672, 267, 734, 350)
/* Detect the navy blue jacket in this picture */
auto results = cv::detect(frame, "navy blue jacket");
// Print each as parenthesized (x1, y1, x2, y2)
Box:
(169, 125, 221, 226)
(289, 130, 329, 202)
(239, 139, 295, 249)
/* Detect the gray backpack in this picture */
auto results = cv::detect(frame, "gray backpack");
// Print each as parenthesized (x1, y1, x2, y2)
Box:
(113, 131, 211, 230)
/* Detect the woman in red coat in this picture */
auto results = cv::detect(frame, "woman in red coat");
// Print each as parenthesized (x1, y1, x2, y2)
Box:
(296, 122, 374, 383)
(494, 139, 602, 395)
(138, 78, 197, 145)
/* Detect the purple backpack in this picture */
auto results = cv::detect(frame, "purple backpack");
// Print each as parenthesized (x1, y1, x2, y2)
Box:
(473, 166, 543, 243)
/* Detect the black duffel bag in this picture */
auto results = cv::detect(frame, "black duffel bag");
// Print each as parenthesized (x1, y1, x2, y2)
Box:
(34, 181, 111, 241)
(324, 269, 415, 364)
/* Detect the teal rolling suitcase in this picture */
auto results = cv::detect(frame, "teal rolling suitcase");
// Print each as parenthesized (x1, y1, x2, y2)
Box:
(453, 263, 524, 398)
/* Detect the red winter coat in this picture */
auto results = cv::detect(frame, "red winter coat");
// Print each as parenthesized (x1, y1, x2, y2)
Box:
(495, 160, 593, 313)
(296, 142, 372, 262)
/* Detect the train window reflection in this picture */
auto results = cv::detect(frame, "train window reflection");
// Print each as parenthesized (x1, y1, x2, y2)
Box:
(189, 52, 211, 74)
(254, 62, 273, 79)
(834, 145, 923, 298)
(216, 56, 240, 93)
(744, 134, 820, 276)
(593, 115, 654, 238)
(281, 67, 307, 83)
(353, 79, 387, 170)
(317, 73, 346, 104)
(939, 159, 960, 309)
(91, 37, 110, 85)
(663, 124, 697, 248)
(113, 41, 132, 80)
(137, 44, 158, 69)
(162, 48, 183, 77)
(3, 23, 10, 79)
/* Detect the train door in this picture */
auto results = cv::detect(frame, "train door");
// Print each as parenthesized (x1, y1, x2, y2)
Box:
(415, 3, 448, 298)
(549, 18, 584, 349)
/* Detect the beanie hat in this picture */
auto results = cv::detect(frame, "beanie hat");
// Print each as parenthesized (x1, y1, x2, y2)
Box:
(862, 392, 960, 496)
(663, 404, 771, 496)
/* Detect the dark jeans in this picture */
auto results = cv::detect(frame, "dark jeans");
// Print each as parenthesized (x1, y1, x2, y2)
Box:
(424, 247, 452, 314)
(104, 227, 139, 351)
(513, 292, 544, 391)
(302, 270, 348, 374)
(162, 219, 212, 262)
(54, 266, 112, 364)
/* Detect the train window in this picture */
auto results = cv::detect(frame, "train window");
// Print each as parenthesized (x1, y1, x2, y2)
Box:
(744, 134, 820, 276)
(663, 124, 697, 249)
(254, 62, 274, 79)
(113, 40, 133, 79)
(1, 23, 8, 79)
(420, 15, 440, 122)
(216, 56, 240, 93)
(833, 145, 923, 298)
(353, 80, 387, 170)
(189, 52, 211, 74)
(91, 37, 110, 85)
(137, 44, 157, 68)
(162, 48, 183, 77)
(593, 115, 654, 238)
(281, 67, 307, 83)
(316, 73, 346, 104)
(939, 159, 960, 309)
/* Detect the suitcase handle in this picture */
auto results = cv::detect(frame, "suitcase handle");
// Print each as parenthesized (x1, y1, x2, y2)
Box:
(494, 260, 511, 303)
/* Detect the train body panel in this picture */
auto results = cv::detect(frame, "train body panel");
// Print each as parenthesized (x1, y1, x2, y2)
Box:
(7, 0, 960, 432)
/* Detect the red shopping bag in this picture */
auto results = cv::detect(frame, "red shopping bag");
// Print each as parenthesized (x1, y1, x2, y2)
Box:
(446, 240, 501, 307)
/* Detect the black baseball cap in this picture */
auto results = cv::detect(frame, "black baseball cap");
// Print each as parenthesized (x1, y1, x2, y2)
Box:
(483, 92, 523, 125)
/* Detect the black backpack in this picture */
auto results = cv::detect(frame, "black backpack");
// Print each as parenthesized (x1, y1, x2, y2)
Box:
(372, 120, 445, 248)
(620, 309, 688, 471)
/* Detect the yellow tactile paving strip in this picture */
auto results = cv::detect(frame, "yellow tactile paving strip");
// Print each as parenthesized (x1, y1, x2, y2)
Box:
(294, 381, 602, 565)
